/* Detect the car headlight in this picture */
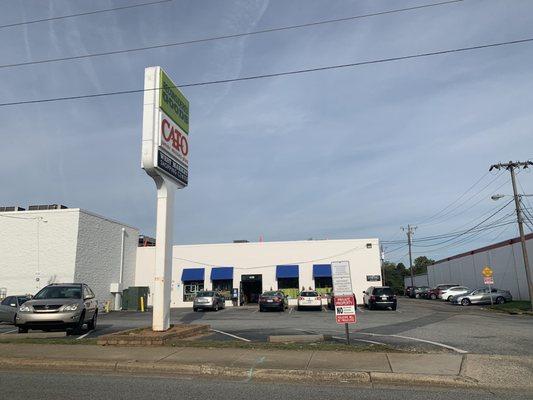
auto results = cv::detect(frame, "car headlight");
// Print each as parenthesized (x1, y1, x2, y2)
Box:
(62, 304, 79, 311)
(19, 305, 32, 312)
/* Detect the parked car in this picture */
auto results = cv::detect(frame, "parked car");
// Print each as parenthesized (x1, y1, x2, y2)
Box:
(451, 288, 512, 306)
(0, 295, 31, 324)
(405, 286, 417, 298)
(297, 291, 322, 311)
(414, 286, 430, 298)
(327, 292, 357, 310)
(363, 286, 397, 310)
(441, 286, 470, 301)
(15, 283, 98, 334)
(193, 291, 226, 311)
(258, 291, 288, 312)
(426, 284, 460, 300)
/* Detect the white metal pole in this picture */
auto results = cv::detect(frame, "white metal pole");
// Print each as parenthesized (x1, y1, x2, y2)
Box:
(115, 227, 126, 311)
(152, 177, 175, 331)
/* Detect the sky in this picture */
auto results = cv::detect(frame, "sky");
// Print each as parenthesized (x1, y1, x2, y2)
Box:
(1, 0, 532, 266)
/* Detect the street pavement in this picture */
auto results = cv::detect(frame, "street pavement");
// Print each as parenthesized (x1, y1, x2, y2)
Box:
(1, 298, 532, 355)
(1, 370, 531, 400)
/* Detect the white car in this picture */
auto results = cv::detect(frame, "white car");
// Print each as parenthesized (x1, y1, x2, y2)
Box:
(441, 286, 470, 301)
(297, 291, 322, 311)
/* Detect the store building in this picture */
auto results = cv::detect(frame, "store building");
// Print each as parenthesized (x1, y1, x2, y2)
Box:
(0, 205, 138, 308)
(135, 238, 382, 308)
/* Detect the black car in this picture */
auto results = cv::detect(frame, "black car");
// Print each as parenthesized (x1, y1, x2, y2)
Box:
(363, 286, 397, 310)
(259, 291, 288, 312)
(405, 286, 417, 298)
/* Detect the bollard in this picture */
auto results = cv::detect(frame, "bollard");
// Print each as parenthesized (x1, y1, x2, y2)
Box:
(140, 296, 145, 312)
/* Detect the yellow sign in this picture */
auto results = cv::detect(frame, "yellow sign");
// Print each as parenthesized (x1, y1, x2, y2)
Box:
(482, 266, 493, 277)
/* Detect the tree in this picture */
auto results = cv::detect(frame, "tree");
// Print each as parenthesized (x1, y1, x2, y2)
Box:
(412, 256, 435, 275)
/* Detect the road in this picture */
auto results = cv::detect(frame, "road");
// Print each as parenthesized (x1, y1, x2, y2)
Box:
(1, 371, 530, 400)
(1, 298, 531, 355)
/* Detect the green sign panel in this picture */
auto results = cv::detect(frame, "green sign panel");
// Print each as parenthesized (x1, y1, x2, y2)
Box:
(159, 69, 189, 133)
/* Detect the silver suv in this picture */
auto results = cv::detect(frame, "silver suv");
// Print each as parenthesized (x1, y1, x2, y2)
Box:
(16, 283, 98, 334)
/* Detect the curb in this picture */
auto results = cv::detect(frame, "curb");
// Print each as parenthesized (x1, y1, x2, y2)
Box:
(0, 357, 531, 390)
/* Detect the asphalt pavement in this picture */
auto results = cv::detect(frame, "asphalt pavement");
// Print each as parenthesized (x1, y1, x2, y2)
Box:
(1, 371, 530, 400)
(1, 298, 532, 355)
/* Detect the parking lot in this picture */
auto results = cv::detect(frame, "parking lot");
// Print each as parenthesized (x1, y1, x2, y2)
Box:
(1, 298, 531, 356)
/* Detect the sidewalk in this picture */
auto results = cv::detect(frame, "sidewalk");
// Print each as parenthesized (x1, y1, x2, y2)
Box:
(0, 343, 531, 390)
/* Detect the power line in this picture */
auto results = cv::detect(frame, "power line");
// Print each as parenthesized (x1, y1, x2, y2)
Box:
(2, 36, 533, 109)
(414, 170, 491, 225)
(0, 0, 172, 30)
(0, 0, 464, 70)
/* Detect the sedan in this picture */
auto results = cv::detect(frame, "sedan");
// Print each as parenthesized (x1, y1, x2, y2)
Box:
(297, 291, 322, 311)
(451, 288, 512, 306)
(258, 291, 288, 312)
(193, 291, 226, 311)
(0, 295, 31, 324)
(441, 286, 470, 302)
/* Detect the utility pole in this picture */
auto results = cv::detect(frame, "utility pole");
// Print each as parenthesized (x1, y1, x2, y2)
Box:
(402, 225, 417, 287)
(380, 244, 386, 284)
(490, 161, 533, 311)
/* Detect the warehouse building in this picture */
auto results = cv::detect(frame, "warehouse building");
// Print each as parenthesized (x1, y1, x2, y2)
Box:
(0, 205, 138, 308)
(404, 233, 533, 300)
(135, 238, 382, 308)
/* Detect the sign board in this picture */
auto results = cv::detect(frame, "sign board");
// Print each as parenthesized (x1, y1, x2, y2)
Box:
(334, 295, 356, 324)
(142, 66, 189, 188)
(482, 266, 493, 278)
(366, 275, 381, 282)
(331, 261, 353, 296)
(484, 276, 494, 285)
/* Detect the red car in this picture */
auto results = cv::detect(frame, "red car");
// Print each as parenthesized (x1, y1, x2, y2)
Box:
(426, 284, 460, 300)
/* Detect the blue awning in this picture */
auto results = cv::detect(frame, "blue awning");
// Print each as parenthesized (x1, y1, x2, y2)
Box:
(181, 268, 204, 282)
(276, 265, 299, 279)
(313, 264, 332, 278)
(211, 267, 234, 280)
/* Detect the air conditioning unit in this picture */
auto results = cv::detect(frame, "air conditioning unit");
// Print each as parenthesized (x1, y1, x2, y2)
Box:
(0, 206, 25, 212)
(28, 204, 68, 211)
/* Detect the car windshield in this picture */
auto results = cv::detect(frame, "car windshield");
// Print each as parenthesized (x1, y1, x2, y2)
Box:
(33, 286, 81, 300)
(301, 291, 318, 297)
(374, 288, 393, 296)
(196, 291, 215, 297)
(263, 291, 279, 296)
(17, 296, 30, 304)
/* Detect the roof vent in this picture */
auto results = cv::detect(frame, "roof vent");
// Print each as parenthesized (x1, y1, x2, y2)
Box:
(28, 204, 68, 211)
(0, 206, 25, 212)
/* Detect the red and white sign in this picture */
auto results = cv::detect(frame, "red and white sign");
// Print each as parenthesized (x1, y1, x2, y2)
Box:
(334, 295, 356, 324)
(483, 276, 494, 285)
(159, 111, 189, 167)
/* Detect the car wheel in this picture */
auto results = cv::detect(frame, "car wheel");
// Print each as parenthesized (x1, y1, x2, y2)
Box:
(87, 311, 97, 330)
(496, 296, 505, 305)
(12, 314, 17, 325)
(193, 307, 198, 312)
(392, 305, 397, 311)
(368, 303, 374, 310)
(259, 307, 264, 312)
(17, 326, 28, 334)
(447, 295, 453, 302)
(73, 312, 85, 334)
(461, 298, 471, 306)
(214, 304, 219, 312)
(430, 294, 437, 300)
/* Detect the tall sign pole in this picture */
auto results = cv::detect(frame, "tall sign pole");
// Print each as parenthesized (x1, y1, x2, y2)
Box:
(490, 161, 533, 311)
(142, 67, 190, 331)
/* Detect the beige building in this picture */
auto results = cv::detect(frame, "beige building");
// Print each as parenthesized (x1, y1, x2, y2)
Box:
(135, 238, 382, 308)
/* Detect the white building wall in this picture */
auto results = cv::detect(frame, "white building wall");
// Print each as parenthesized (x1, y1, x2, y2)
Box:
(0, 209, 80, 296)
(405, 235, 533, 300)
(73, 210, 138, 307)
(136, 238, 381, 308)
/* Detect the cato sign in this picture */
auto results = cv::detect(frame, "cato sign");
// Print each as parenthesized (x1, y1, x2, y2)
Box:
(142, 66, 190, 188)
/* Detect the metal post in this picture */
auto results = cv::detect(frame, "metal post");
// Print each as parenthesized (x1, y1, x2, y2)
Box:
(345, 322, 350, 345)
(152, 177, 176, 331)
(509, 166, 533, 311)
(488, 283, 493, 306)
(403, 225, 416, 287)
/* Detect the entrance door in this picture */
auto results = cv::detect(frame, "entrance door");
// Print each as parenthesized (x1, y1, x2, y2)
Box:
(241, 274, 262, 304)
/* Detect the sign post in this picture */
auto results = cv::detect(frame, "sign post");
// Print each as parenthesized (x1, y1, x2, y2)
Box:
(142, 66, 189, 331)
(482, 266, 494, 306)
(331, 261, 356, 344)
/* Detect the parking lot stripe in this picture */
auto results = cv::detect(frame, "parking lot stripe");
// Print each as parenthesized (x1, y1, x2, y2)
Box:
(76, 331, 92, 340)
(211, 329, 251, 342)
(332, 336, 385, 346)
(1, 329, 17, 335)
(361, 332, 468, 354)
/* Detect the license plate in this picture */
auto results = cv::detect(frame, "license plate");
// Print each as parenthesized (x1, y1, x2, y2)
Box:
(381, 296, 387, 300)
(267, 299, 273, 303)
(305, 300, 313, 303)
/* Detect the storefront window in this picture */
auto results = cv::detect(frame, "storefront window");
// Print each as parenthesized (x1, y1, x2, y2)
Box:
(183, 281, 204, 302)
(314, 277, 333, 289)
(278, 277, 299, 290)
(212, 279, 232, 299)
